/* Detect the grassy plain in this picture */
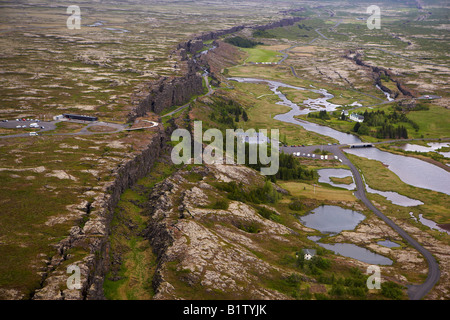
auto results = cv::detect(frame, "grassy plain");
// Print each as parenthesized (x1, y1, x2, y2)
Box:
(242, 46, 282, 63)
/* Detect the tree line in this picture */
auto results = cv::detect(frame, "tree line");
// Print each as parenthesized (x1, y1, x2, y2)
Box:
(350, 110, 418, 139)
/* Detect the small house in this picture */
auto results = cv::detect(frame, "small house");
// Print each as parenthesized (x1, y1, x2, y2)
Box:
(349, 113, 364, 123)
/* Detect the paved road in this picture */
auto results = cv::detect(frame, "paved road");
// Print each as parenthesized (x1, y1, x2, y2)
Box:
(0, 119, 159, 139)
(273, 18, 442, 299)
(282, 144, 441, 299)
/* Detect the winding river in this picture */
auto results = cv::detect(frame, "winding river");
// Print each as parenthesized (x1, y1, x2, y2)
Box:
(229, 76, 450, 195)
(229, 77, 361, 144)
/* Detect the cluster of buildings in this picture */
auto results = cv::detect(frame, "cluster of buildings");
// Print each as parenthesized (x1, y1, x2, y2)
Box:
(250, 62, 278, 65)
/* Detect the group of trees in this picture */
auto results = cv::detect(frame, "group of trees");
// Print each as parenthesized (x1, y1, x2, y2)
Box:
(273, 153, 318, 182)
(224, 36, 262, 48)
(209, 99, 248, 127)
(214, 180, 281, 205)
(252, 29, 275, 38)
(308, 110, 330, 120)
(296, 249, 331, 276)
(298, 23, 314, 31)
(351, 109, 418, 139)
(375, 123, 409, 139)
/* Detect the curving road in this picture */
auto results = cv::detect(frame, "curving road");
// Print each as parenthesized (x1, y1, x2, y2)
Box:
(331, 146, 440, 300)
(282, 143, 441, 300)
(274, 19, 442, 299)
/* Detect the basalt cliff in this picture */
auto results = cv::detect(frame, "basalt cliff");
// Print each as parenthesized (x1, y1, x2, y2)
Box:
(127, 16, 305, 122)
(32, 15, 307, 300)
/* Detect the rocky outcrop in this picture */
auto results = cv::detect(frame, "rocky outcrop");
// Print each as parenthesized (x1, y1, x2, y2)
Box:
(32, 127, 166, 300)
(144, 164, 296, 300)
(345, 50, 417, 98)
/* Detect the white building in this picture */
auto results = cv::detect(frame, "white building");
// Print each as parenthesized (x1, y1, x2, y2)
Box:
(349, 113, 364, 123)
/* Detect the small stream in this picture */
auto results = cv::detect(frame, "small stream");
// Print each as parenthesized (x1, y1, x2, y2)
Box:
(376, 84, 394, 102)
(399, 142, 450, 159)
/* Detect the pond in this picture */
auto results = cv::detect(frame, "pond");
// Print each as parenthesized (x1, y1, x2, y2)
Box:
(317, 243, 393, 265)
(377, 240, 400, 248)
(299, 205, 366, 235)
(409, 212, 450, 235)
(317, 168, 356, 190)
(301, 205, 394, 265)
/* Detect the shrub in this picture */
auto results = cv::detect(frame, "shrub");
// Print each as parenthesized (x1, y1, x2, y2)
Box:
(381, 281, 404, 300)
(211, 199, 229, 210)
(289, 199, 304, 211)
(256, 206, 281, 222)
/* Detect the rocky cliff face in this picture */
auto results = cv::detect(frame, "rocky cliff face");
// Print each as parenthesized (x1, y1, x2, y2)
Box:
(32, 126, 166, 300)
(128, 59, 204, 121)
(127, 16, 305, 122)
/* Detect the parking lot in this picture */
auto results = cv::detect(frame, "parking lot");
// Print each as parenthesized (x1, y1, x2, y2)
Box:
(0, 118, 57, 137)
(280, 144, 344, 162)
